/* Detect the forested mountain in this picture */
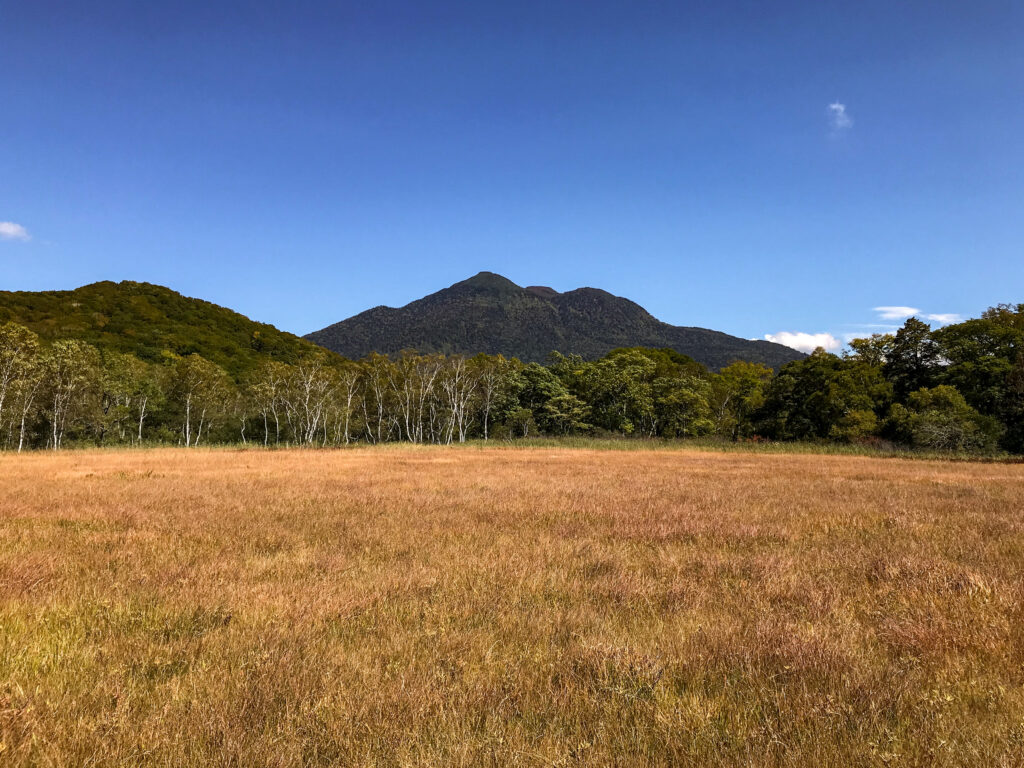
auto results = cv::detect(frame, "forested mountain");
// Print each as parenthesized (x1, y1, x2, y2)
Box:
(0, 281, 324, 377)
(306, 272, 804, 370)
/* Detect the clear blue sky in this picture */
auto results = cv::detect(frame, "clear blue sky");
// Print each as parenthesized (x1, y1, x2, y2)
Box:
(2, 1, 1022, 351)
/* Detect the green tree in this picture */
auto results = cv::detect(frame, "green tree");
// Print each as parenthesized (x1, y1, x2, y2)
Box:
(360, 353, 398, 444)
(248, 360, 292, 445)
(505, 407, 536, 438)
(517, 363, 569, 426)
(168, 354, 231, 447)
(1005, 352, 1024, 453)
(542, 393, 592, 435)
(606, 347, 707, 379)
(581, 351, 657, 435)
(654, 375, 713, 437)
(889, 385, 1002, 452)
(43, 340, 102, 449)
(710, 361, 773, 440)
(847, 333, 893, 368)
(100, 353, 162, 444)
(884, 318, 940, 399)
(0, 322, 41, 446)
(933, 305, 1024, 451)
(471, 354, 520, 440)
(758, 350, 890, 441)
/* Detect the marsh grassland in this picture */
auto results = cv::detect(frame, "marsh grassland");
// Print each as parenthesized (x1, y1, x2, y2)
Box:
(2, 447, 1024, 766)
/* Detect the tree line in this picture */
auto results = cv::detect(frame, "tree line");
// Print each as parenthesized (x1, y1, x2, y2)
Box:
(1, 304, 1021, 453)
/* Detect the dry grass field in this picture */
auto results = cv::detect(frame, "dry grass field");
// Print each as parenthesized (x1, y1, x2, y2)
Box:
(2, 446, 1024, 767)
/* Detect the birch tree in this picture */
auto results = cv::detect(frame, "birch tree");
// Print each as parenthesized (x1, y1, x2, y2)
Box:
(473, 354, 519, 441)
(332, 361, 361, 445)
(100, 353, 160, 444)
(169, 354, 231, 447)
(0, 323, 40, 437)
(7, 351, 43, 452)
(250, 361, 290, 445)
(440, 356, 478, 443)
(388, 351, 443, 443)
(360, 353, 395, 444)
(43, 340, 101, 449)
(283, 357, 336, 445)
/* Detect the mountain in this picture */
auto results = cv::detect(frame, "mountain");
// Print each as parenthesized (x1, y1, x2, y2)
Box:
(306, 272, 804, 369)
(0, 281, 325, 377)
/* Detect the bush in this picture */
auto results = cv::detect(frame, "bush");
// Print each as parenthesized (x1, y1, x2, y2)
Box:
(829, 409, 878, 442)
(890, 385, 1003, 452)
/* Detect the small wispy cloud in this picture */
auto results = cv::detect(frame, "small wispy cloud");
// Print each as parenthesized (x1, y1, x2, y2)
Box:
(922, 313, 962, 325)
(872, 306, 961, 326)
(874, 306, 920, 321)
(0, 221, 31, 241)
(764, 331, 842, 354)
(827, 102, 852, 131)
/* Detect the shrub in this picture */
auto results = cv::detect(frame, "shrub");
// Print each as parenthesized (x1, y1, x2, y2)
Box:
(890, 385, 1003, 452)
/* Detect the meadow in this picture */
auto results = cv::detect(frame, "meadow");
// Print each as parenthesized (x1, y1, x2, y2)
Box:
(2, 445, 1023, 766)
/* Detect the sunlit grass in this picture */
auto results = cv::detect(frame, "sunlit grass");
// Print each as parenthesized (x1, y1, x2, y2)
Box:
(2, 446, 1023, 766)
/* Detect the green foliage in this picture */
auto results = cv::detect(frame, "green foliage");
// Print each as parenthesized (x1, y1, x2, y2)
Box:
(1, 299, 1022, 455)
(165, 354, 234, 446)
(889, 385, 1002, 452)
(932, 305, 1024, 452)
(503, 407, 537, 438)
(580, 351, 657, 435)
(0, 322, 41, 416)
(42, 339, 102, 449)
(710, 361, 773, 440)
(1006, 353, 1024, 453)
(97, 352, 164, 444)
(541, 393, 592, 435)
(847, 333, 892, 368)
(758, 350, 892, 441)
(655, 375, 713, 437)
(884, 318, 941, 399)
(0, 281, 325, 379)
(607, 347, 707, 379)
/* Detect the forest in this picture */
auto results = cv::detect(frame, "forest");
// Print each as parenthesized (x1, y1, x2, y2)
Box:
(0, 304, 1021, 453)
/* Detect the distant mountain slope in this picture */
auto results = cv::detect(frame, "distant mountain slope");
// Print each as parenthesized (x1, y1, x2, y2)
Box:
(306, 272, 804, 369)
(0, 281, 324, 377)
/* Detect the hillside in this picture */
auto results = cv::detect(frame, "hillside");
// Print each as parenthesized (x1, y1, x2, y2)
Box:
(0, 281, 325, 377)
(306, 272, 804, 369)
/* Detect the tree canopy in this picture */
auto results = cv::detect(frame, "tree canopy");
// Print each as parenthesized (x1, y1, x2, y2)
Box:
(1, 305, 1021, 454)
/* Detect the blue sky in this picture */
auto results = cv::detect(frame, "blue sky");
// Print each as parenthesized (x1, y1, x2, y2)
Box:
(2, 1, 1022, 351)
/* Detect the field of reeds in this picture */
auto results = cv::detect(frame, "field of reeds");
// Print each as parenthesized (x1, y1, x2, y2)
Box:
(2, 445, 1023, 766)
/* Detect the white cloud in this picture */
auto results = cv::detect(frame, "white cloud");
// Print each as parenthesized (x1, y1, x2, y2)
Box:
(873, 307, 961, 326)
(764, 332, 842, 354)
(874, 306, 920, 321)
(0, 221, 31, 241)
(828, 102, 852, 130)
(923, 313, 962, 325)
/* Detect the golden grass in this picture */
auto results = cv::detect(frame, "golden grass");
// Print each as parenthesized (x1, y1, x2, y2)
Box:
(2, 446, 1024, 766)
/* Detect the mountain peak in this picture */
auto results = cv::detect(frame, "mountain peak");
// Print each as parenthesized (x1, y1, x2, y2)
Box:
(525, 285, 559, 299)
(453, 271, 522, 293)
(306, 273, 805, 369)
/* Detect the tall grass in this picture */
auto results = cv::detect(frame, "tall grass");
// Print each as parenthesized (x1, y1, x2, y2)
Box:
(468, 435, 1018, 462)
(2, 447, 1023, 766)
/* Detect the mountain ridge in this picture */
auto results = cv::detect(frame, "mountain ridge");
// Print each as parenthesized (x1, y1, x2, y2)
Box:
(306, 271, 804, 370)
(0, 280, 325, 377)
(0, 274, 807, 372)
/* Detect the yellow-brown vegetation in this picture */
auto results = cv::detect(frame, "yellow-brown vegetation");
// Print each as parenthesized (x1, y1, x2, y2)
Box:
(2, 446, 1023, 766)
